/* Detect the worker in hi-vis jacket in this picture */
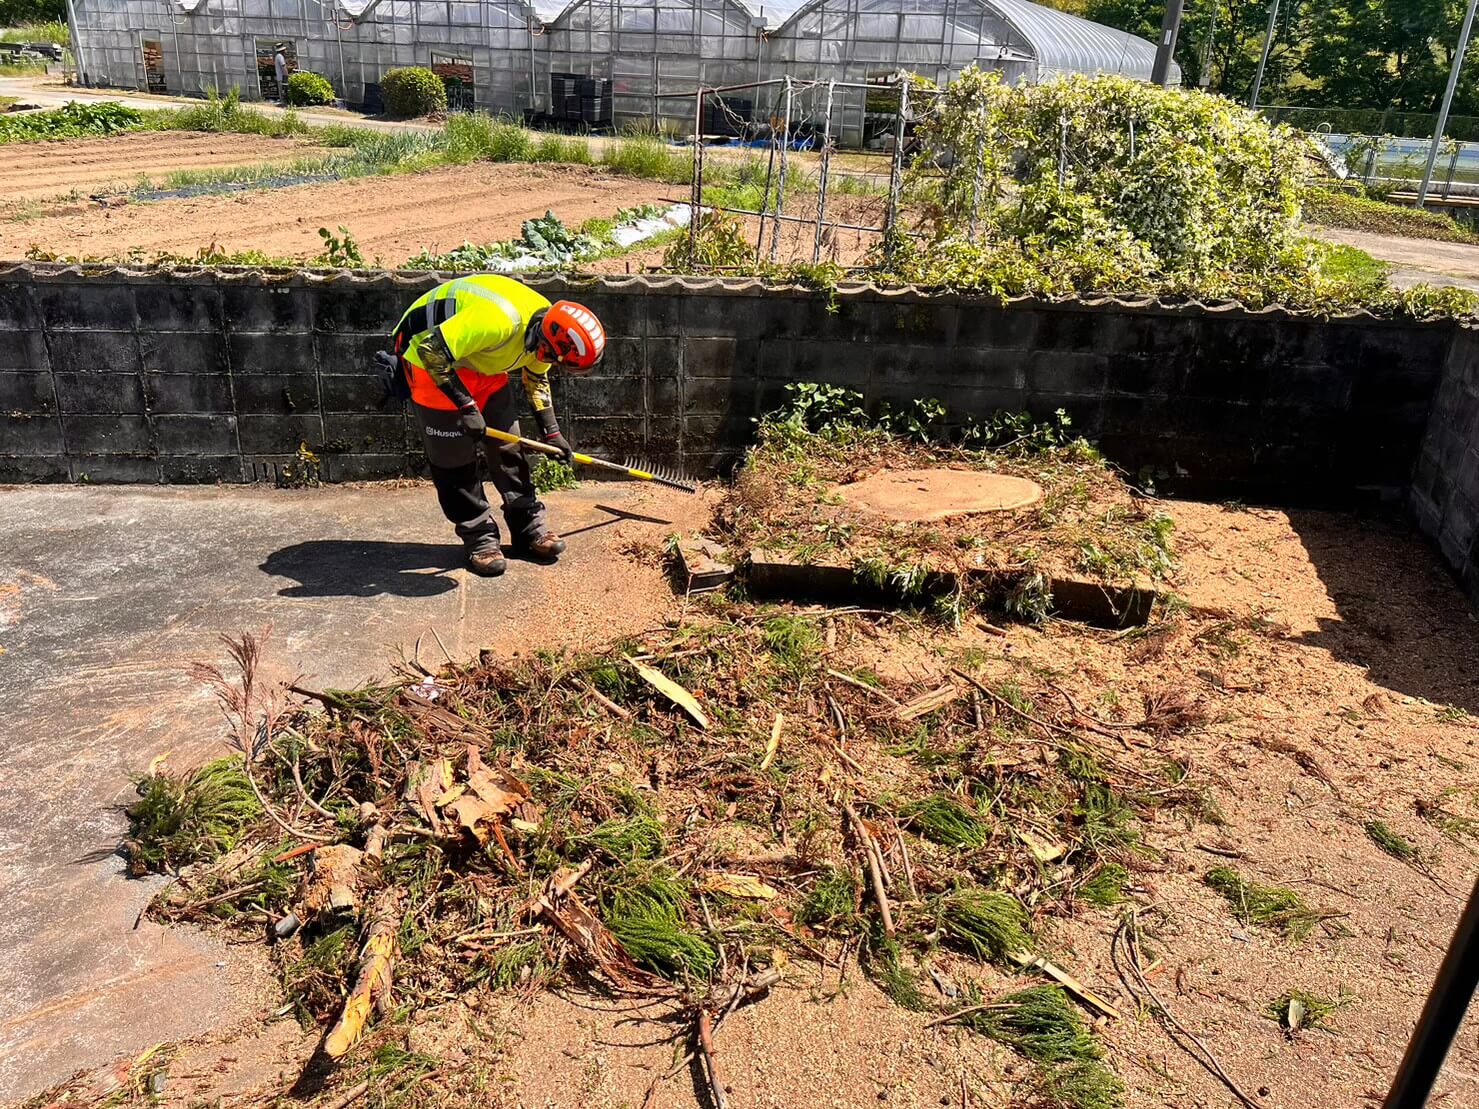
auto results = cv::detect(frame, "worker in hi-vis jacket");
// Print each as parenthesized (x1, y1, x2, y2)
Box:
(380, 275, 606, 578)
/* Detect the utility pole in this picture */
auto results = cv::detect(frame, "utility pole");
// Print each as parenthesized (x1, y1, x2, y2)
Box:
(1151, 0, 1186, 86)
(1249, 0, 1280, 109)
(1419, 0, 1479, 207)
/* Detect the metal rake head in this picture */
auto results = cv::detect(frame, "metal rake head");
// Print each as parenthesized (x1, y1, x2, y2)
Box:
(622, 456, 699, 494)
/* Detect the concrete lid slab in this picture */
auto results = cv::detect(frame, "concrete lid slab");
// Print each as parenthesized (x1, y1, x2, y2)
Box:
(837, 468, 1043, 521)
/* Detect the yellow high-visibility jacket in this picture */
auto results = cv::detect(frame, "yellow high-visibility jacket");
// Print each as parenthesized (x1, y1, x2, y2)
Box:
(394, 274, 554, 413)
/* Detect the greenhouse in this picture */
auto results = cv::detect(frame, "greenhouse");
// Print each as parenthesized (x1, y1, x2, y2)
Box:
(69, 0, 547, 113)
(765, 0, 1168, 146)
(67, 0, 1166, 134)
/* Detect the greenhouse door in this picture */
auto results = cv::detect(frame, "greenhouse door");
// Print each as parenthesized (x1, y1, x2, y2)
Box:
(139, 34, 167, 94)
(256, 39, 297, 102)
(431, 54, 475, 112)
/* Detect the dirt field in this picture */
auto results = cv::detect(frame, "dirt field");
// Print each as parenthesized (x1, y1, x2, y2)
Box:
(45, 491, 1477, 1109)
(0, 131, 334, 208)
(0, 161, 673, 264)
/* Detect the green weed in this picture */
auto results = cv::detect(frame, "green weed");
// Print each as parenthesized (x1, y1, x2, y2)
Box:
(603, 875, 716, 980)
(486, 939, 553, 990)
(796, 866, 860, 930)
(1264, 988, 1347, 1032)
(531, 455, 577, 493)
(283, 923, 356, 1019)
(1204, 866, 1322, 940)
(861, 930, 931, 1011)
(1364, 819, 1418, 863)
(957, 985, 1123, 1109)
(761, 614, 823, 676)
(0, 22, 69, 45)
(600, 130, 692, 184)
(125, 757, 260, 874)
(936, 888, 1032, 963)
(1077, 863, 1128, 907)
(580, 813, 664, 861)
(900, 792, 990, 849)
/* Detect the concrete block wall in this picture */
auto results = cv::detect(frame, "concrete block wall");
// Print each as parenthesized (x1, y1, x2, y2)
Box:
(1412, 322, 1479, 608)
(0, 264, 1460, 503)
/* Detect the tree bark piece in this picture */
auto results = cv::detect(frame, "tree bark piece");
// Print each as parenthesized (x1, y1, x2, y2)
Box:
(324, 890, 400, 1059)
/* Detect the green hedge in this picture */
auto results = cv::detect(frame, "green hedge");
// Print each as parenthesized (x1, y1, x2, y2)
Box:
(1303, 189, 1479, 246)
(285, 71, 335, 108)
(381, 67, 446, 119)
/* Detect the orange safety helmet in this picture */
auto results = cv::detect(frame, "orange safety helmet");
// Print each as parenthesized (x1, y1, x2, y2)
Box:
(538, 300, 606, 373)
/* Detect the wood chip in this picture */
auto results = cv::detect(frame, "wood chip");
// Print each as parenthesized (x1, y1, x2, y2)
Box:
(702, 873, 779, 900)
(897, 684, 963, 721)
(760, 713, 783, 771)
(628, 657, 710, 729)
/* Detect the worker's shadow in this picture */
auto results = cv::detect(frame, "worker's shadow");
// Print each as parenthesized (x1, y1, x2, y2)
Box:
(261, 540, 464, 598)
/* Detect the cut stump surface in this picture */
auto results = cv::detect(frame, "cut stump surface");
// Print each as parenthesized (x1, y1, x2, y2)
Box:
(837, 468, 1044, 521)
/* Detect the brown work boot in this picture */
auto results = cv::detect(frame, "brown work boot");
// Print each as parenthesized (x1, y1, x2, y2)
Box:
(518, 533, 567, 561)
(467, 547, 507, 577)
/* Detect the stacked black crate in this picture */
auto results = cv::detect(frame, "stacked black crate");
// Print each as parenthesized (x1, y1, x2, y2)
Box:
(550, 72, 579, 122)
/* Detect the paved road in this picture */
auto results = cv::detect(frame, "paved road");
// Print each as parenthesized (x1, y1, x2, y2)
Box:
(1316, 226, 1479, 292)
(0, 481, 692, 1099)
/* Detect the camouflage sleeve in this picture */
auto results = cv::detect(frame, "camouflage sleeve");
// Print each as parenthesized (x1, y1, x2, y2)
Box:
(521, 361, 553, 415)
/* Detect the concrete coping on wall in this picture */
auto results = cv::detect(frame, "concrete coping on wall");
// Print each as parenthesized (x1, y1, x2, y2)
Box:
(0, 261, 1453, 327)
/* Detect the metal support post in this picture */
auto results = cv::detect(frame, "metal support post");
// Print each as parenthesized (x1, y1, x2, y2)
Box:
(769, 76, 794, 264)
(883, 72, 909, 258)
(1249, 0, 1279, 109)
(689, 86, 705, 261)
(754, 119, 777, 266)
(813, 79, 836, 263)
(1151, 0, 1185, 87)
(1419, 0, 1479, 207)
(63, 0, 88, 85)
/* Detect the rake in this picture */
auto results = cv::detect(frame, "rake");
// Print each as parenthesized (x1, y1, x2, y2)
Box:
(483, 427, 697, 493)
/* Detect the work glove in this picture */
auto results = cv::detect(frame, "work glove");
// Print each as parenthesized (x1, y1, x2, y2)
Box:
(456, 404, 487, 440)
(374, 350, 410, 406)
(543, 427, 575, 465)
(534, 407, 574, 465)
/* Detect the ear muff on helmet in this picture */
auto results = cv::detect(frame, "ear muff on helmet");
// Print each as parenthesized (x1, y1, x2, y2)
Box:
(539, 300, 606, 374)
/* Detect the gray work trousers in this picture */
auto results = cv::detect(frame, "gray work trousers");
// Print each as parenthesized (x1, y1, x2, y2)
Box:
(413, 383, 548, 553)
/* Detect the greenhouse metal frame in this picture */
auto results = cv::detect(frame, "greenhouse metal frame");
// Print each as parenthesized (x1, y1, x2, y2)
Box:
(67, 0, 1168, 138)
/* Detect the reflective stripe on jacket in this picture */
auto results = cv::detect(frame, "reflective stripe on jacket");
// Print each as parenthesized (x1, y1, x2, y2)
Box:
(393, 275, 554, 412)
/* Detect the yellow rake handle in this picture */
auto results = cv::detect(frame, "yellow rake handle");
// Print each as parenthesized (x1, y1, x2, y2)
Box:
(482, 427, 694, 492)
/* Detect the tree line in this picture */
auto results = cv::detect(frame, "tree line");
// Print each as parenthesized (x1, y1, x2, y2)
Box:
(1044, 1, 1479, 116)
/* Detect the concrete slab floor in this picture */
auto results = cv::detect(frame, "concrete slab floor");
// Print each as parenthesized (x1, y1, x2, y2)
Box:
(0, 480, 706, 1100)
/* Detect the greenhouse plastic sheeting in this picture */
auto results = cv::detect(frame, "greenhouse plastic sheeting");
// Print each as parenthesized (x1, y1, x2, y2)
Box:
(69, 0, 1167, 135)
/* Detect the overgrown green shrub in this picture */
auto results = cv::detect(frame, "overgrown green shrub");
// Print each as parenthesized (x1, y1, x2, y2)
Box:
(913, 70, 1306, 275)
(381, 66, 447, 119)
(285, 71, 335, 107)
(888, 70, 1473, 317)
